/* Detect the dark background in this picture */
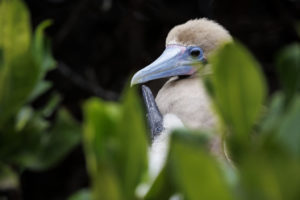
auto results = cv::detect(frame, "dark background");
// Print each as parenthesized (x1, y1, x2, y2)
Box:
(16, 0, 300, 199)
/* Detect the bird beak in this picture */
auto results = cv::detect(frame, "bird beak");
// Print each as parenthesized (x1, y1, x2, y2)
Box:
(131, 45, 204, 86)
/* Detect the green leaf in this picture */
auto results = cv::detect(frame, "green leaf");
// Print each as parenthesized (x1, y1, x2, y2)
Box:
(24, 109, 81, 170)
(0, 0, 31, 58)
(0, 163, 19, 190)
(259, 93, 285, 139)
(27, 81, 52, 103)
(144, 164, 176, 200)
(277, 96, 300, 158)
(15, 106, 34, 132)
(83, 87, 148, 200)
(168, 130, 234, 200)
(27, 20, 56, 102)
(0, 108, 79, 170)
(209, 42, 267, 141)
(0, 48, 3, 67)
(240, 153, 300, 200)
(40, 93, 61, 118)
(276, 43, 300, 104)
(31, 19, 56, 78)
(83, 98, 122, 200)
(0, 0, 40, 125)
(117, 87, 148, 199)
(0, 112, 49, 166)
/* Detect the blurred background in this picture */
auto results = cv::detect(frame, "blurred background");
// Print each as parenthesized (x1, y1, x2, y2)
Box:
(11, 0, 300, 199)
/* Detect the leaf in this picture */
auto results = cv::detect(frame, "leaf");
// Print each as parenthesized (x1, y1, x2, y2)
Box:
(240, 152, 300, 200)
(0, 48, 3, 68)
(83, 87, 148, 200)
(277, 96, 300, 158)
(144, 164, 176, 200)
(40, 93, 61, 118)
(260, 95, 300, 159)
(83, 98, 122, 200)
(24, 109, 81, 170)
(0, 0, 31, 58)
(117, 87, 148, 199)
(276, 43, 300, 104)
(31, 19, 56, 79)
(168, 130, 234, 200)
(260, 93, 285, 134)
(0, 112, 49, 166)
(0, 0, 40, 126)
(0, 108, 79, 170)
(0, 163, 19, 190)
(209, 42, 267, 141)
(15, 106, 33, 132)
(27, 81, 52, 103)
(27, 20, 56, 102)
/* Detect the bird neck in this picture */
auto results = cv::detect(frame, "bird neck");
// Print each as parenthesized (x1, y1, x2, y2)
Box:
(155, 75, 216, 130)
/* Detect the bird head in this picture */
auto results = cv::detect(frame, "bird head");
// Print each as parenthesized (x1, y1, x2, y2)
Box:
(131, 18, 232, 86)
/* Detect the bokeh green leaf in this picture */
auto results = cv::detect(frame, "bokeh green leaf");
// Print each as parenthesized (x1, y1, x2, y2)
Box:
(169, 130, 233, 200)
(0, 0, 80, 191)
(209, 42, 267, 139)
(276, 43, 300, 105)
(0, 0, 39, 126)
(83, 87, 148, 200)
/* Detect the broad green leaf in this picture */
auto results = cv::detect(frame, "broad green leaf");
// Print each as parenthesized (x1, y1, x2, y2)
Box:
(83, 87, 148, 200)
(83, 98, 122, 200)
(144, 166, 175, 200)
(276, 43, 300, 104)
(0, 0, 40, 126)
(260, 92, 285, 134)
(169, 130, 233, 200)
(0, 0, 31, 58)
(277, 96, 300, 158)
(240, 153, 300, 200)
(117, 87, 148, 200)
(209, 42, 267, 141)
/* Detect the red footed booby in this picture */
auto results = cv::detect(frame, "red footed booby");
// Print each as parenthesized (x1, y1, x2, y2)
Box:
(131, 18, 232, 179)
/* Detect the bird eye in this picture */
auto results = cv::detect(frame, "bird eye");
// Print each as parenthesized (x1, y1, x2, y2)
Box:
(189, 47, 202, 58)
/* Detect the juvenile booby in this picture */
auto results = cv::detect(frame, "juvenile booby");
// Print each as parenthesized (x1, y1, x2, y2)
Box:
(131, 18, 232, 178)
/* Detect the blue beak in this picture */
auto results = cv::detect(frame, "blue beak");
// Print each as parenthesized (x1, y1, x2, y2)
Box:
(131, 45, 205, 86)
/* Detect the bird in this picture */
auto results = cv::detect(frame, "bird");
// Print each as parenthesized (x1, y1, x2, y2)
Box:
(131, 18, 232, 179)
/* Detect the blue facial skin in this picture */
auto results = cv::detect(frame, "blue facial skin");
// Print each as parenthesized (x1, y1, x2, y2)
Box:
(131, 45, 206, 86)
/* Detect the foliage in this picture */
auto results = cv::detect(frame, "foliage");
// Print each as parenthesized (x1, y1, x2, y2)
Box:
(78, 41, 300, 200)
(82, 87, 148, 200)
(1, 0, 300, 199)
(0, 0, 81, 190)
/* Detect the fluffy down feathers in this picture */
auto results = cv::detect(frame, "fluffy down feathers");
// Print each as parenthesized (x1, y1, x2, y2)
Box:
(166, 18, 232, 56)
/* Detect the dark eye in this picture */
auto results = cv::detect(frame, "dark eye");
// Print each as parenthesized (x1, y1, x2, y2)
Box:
(189, 47, 202, 58)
